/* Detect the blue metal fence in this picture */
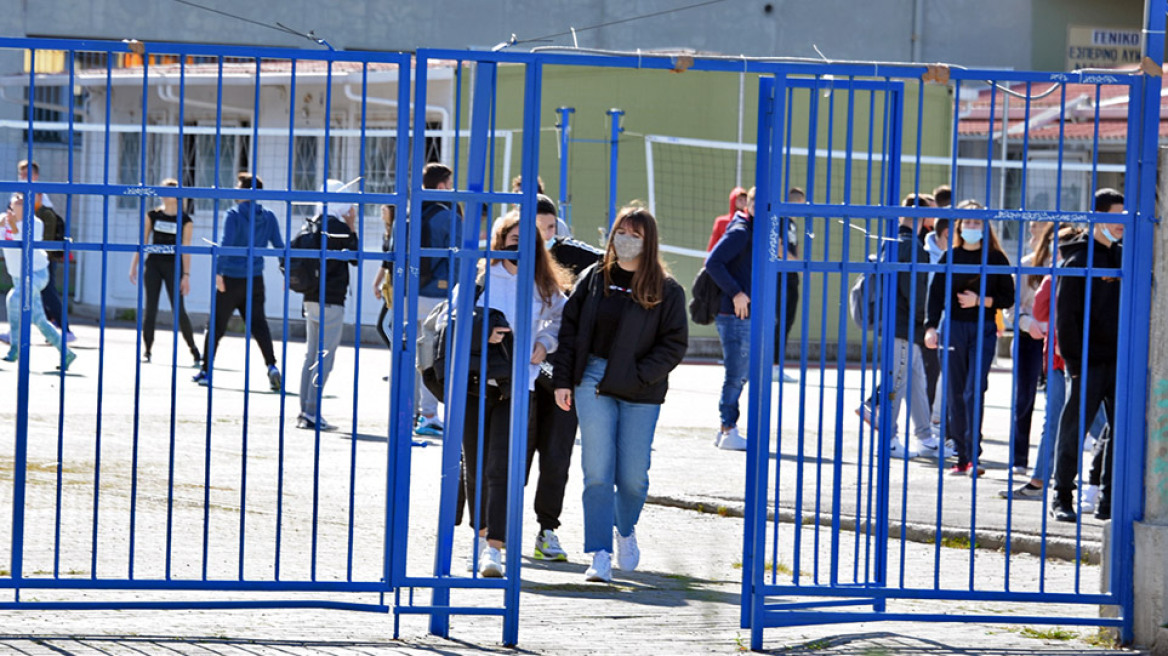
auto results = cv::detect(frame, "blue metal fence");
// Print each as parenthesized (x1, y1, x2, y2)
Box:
(0, 37, 411, 611)
(741, 55, 1160, 653)
(1, 21, 1162, 650)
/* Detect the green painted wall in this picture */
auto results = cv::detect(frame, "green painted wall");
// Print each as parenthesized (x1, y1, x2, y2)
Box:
(454, 65, 952, 352)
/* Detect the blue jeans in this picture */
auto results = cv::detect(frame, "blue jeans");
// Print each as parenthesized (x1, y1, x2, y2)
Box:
(5, 266, 67, 359)
(943, 320, 996, 467)
(1031, 369, 1066, 483)
(575, 355, 662, 554)
(715, 314, 751, 428)
(1031, 370, 1107, 484)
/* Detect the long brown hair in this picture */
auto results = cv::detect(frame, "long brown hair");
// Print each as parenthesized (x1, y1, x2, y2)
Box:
(481, 211, 571, 307)
(1027, 222, 1056, 289)
(953, 199, 1007, 258)
(602, 205, 669, 309)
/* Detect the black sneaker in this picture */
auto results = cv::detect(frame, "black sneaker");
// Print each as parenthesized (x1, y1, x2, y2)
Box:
(1051, 499, 1077, 523)
(268, 365, 282, 392)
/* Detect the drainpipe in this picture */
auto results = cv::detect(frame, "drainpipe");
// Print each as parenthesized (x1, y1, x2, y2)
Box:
(342, 84, 450, 143)
(156, 84, 253, 118)
(911, 0, 924, 63)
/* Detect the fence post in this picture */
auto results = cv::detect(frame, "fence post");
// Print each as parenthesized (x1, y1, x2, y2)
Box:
(606, 108, 624, 228)
(555, 106, 574, 229)
(1134, 146, 1168, 651)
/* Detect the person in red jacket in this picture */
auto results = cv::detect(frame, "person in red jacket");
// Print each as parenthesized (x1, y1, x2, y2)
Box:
(707, 187, 748, 251)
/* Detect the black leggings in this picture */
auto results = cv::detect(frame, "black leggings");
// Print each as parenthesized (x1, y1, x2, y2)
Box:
(461, 388, 523, 544)
(201, 275, 277, 371)
(376, 303, 391, 349)
(143, 255, 199, 357)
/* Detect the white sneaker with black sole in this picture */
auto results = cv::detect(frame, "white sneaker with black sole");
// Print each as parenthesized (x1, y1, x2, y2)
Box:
(585, 550, 612, 583)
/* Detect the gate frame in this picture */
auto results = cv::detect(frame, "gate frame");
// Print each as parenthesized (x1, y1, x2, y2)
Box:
(0, 36, 413, 611)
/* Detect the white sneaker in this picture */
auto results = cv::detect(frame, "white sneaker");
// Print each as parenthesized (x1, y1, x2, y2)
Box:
(945, 439, 957, 457)
(718, 427, 748, 451)
(1080, 484, 1100, 514)
(773, 365, 798, 383)
(713, 429, 724, 448)
(533, 529, 568, 561)
(916, 437, 940, 458)
(479, 546, 503, 578)
(1012, 465, 1031, 476)
(615, 528, 640, 571)
(585, 550, 612, 582)
(888, 440, 918, 459)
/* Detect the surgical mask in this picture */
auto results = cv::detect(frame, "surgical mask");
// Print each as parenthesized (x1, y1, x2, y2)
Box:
(545, 236, 557, 251)
(611, 233, 644, 262)
(961, 228, 983, 244)
(1101, 226, 1120, 244)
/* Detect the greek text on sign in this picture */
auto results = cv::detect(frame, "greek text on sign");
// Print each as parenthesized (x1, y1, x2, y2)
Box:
(1066, 25, 1142, 71)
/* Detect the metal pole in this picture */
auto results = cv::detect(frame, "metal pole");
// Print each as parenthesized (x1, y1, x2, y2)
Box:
(556, 106, 574, 229)
(607, 108, 624, 228)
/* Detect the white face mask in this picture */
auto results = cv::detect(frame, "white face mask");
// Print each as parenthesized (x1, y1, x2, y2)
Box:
(545, 236, 557, 250)
(611, 233, 644, 262)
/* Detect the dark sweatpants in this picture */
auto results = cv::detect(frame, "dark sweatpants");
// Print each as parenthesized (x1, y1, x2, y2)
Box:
(526, 382, 578, 533)
(773, 271, 800, 364)
(1011, 333, 1045, 468)
(1053, 363, 1115, 505)
(201, 275, 277, 371)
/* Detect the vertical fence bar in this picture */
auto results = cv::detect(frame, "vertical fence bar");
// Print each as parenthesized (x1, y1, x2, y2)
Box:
(556, 107, 574, 227)
(606, 109, 624, 229)
(747, 73, 778, 652)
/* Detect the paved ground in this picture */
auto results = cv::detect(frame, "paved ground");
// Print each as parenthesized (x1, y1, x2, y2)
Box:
(0, 323, 1137, 654)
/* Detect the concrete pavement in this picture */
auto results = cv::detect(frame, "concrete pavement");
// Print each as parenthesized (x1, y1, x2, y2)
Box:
(0, 323, 1135, 654)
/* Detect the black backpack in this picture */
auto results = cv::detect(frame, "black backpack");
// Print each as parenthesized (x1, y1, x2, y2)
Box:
(286, 217, 322, 294)
(689, 267, 721, 325)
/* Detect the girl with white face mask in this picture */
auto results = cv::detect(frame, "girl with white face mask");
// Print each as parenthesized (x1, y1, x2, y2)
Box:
(923, 201, 1015, 477)
(551, 206, 688, 584)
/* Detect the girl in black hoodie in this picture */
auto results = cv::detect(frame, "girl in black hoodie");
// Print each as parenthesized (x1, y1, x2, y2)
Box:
(924, 200, 1015, 475)
(553, 205, 688, 583)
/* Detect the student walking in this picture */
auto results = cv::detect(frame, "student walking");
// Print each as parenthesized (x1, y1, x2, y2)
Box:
(2, 193, 76, 369)
(193, 173, 284, 391)
(553, 206, 688, 583)
(128, 179, 201, 367)
(527, 194, 602, 562)
(924, 201, 1015, 476)
(705, 191, 754, 451)
(461, 212, 569, 578)
(294, 180, 360, 431)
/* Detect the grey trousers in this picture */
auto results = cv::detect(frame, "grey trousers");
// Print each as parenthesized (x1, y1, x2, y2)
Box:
(300, 301, 345, 420)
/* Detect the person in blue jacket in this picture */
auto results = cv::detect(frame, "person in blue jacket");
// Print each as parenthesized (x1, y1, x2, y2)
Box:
(705, 195, 754, 451)
(193, 172, 284, 392)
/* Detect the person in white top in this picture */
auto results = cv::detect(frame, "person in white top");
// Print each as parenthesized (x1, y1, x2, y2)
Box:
(2, 194, 76, 369)
(459, 210, 569, 579)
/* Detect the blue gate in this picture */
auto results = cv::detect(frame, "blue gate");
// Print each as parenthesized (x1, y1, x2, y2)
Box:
(742, 34, 1161, 652)
(0, 35, 413, 612)
(1, 18, 1163, 650)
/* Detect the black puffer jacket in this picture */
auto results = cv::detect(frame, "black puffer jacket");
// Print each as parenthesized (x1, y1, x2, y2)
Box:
(1056, 232, 1122, 373)
(552, 263, 689, 404)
